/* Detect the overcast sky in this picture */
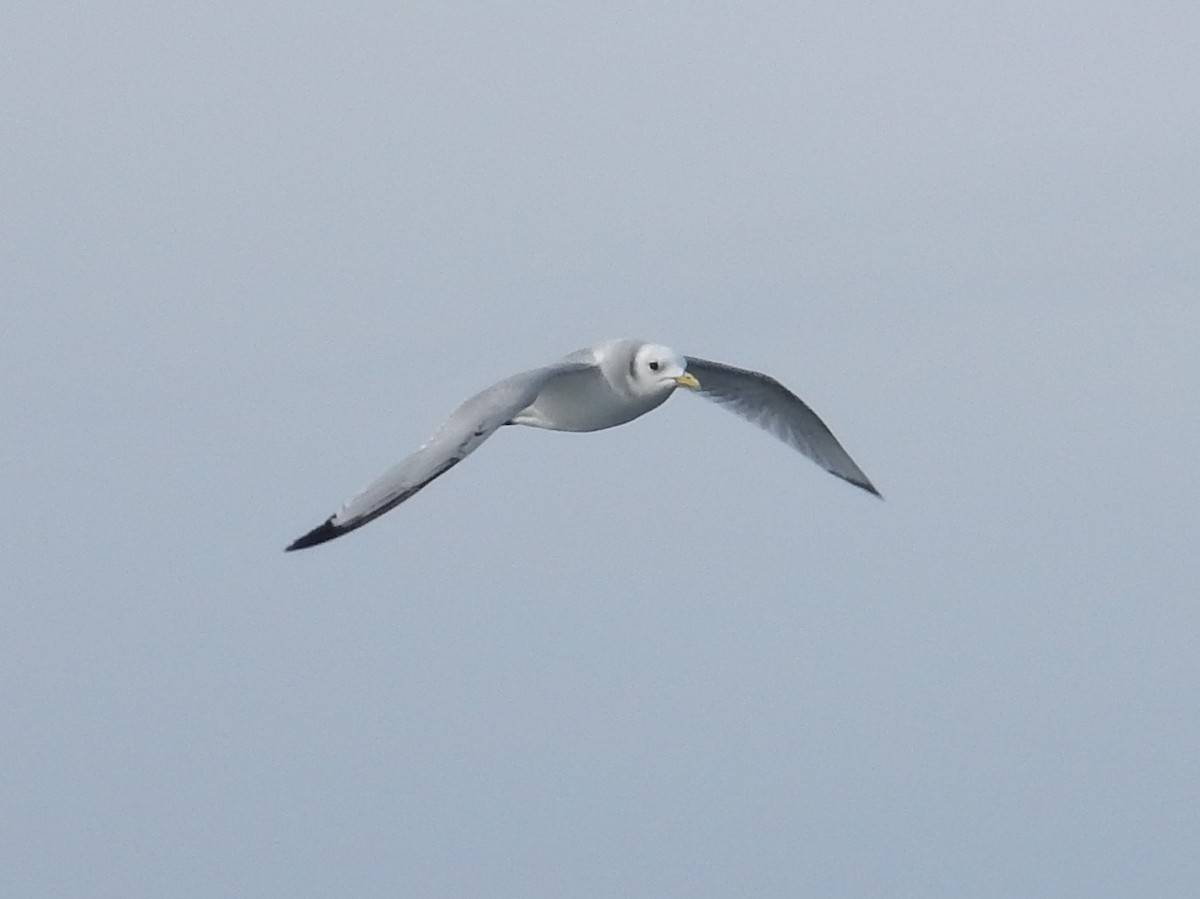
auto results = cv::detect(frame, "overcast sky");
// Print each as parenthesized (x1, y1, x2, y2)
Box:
(3, 2, 1198, 896)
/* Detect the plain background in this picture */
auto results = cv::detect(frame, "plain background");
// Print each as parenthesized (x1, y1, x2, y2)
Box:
(3, 2, 1197, 896)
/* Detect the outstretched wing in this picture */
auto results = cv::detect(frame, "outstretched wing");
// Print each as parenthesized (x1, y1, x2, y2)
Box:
(684, 356, 880, 497)
(286, 360, 595, 550)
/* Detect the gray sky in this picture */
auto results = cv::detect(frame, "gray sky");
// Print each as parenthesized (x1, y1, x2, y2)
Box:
(3, 2, 1198, 896)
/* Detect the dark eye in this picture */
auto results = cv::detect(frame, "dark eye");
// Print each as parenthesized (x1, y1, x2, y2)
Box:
(649, 361, 660, 371)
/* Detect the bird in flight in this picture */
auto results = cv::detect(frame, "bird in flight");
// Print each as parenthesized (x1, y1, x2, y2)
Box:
(287, 338, 879, 551)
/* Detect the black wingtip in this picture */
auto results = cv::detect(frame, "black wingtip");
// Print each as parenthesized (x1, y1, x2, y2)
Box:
(837, 472, 883, 499)
(285, 517, 343, 552)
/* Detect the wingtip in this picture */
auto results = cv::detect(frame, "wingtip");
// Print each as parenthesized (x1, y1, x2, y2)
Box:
(836, 471, 883, 499)
(285, 517, 343, 552)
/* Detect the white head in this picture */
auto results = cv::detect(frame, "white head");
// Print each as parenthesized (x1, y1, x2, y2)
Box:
(629, 342, 701, 394)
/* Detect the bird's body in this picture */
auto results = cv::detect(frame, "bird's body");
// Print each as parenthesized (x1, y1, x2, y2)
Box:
(509, 339, 673, 431)
(287, 339, 878, 551)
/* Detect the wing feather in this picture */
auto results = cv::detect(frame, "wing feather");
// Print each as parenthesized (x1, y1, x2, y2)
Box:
(286, 360, 594, 550)
(684, 356, 880, 497)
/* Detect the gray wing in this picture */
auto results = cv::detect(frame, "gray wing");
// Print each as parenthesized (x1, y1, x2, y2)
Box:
(684, 356, 880, 497)
(286, 360, 595, 550)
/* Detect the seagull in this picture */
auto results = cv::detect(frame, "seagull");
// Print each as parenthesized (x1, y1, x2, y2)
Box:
(286, 338, 879, 551)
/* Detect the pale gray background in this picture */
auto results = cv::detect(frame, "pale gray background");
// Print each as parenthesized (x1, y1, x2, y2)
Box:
(3, 2, 1198, 896)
